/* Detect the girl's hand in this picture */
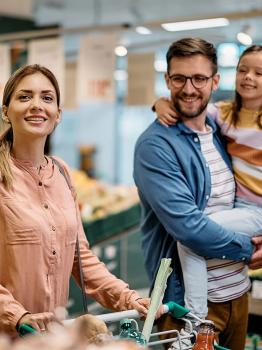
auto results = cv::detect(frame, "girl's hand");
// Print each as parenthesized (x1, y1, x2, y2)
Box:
(154, 98, 179, 126)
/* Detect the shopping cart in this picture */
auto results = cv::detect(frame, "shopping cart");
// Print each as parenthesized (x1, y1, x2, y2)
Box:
(18, 259, 229, 350)
(19, 300, 227, 349)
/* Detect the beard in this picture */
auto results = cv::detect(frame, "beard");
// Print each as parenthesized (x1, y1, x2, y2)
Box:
(172, 91, 211, 119)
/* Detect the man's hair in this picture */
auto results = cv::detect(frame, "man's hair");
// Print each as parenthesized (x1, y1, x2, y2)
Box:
(166, 37, 218, 74)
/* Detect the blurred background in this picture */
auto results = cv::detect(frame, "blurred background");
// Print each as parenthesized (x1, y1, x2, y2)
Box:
(1, 0, 262, 184)
(0, 0, 262, 340)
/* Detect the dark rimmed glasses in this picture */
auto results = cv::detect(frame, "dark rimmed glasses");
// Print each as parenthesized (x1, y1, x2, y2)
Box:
(168, 74, 214, 89)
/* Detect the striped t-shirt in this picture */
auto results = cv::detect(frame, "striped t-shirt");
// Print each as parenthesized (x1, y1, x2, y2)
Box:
(196, 126, 250, 302)
(208, 101, 262, 205)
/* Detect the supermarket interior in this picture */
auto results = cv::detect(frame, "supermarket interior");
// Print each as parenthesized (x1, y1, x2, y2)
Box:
(0, 0, 262, 349)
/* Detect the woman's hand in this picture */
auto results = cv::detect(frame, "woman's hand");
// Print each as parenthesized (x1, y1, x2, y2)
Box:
(130, 297, 150, 318)
(130, 297, 165, 320)
(154, 98, 178, 126)
(17, 312, 56, 333)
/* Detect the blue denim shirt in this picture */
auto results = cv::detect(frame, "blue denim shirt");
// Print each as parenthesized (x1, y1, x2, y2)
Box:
(133, 117, 254, 305)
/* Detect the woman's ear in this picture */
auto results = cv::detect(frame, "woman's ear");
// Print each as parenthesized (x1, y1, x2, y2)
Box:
(1, 106, 10, 123)
(56, 108, 62, 124)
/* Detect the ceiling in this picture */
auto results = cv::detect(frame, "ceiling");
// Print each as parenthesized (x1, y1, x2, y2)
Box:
(0, 0, 262, 50)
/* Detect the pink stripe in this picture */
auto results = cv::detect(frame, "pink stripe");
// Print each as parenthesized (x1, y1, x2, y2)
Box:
(236, 182, 262, 205)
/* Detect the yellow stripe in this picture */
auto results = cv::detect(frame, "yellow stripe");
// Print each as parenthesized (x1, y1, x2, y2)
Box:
(234, 167, 262, 196)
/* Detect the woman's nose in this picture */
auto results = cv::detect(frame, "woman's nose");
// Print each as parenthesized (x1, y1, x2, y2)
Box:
(29, 97, 43, 110)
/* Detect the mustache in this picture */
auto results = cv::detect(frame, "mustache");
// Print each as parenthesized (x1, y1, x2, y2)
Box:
(178, 92, 199, 98)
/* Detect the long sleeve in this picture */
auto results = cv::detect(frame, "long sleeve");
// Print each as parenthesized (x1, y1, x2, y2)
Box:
(0, 284, 28, 333)
(71, 205, 140, 311)
(134, 136, 253, 262)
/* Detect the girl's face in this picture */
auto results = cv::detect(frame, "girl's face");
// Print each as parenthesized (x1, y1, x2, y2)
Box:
(236, 51, 262, 109)
(5, 72, 61, 141)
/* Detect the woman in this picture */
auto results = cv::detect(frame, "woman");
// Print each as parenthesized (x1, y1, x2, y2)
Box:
(0, 65, 150, 337)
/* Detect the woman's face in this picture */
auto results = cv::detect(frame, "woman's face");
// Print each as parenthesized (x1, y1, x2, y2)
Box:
(236, 51, 262, 109)
(5, 72, 61, 140)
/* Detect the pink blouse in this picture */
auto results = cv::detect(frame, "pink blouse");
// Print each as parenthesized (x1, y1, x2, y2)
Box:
(0, 156, 139, 335)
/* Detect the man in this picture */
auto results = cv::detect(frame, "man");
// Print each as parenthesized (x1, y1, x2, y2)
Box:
(133, 38, 262, 350)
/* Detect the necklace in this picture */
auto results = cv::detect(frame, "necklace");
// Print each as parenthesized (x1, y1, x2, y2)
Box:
(36, 156, 48, 171)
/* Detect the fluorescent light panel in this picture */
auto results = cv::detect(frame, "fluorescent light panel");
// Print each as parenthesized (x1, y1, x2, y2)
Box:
(237, 32, 252, 45)
(161, 18, 229, 31)
(135, 26, 152, 35)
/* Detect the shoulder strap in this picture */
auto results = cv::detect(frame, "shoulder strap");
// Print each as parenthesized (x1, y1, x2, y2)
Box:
(51, 157, 88, 314)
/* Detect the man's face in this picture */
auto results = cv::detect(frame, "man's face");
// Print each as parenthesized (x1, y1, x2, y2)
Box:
(165, 55, 220, 120)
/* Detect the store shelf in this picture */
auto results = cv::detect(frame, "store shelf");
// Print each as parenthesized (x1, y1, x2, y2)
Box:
(82, 203, 141, 246)
(69, 203, 144, 316)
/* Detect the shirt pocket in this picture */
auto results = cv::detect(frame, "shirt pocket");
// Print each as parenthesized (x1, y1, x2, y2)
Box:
(2, 198, 42, 245)
(7, 228, 41, 245)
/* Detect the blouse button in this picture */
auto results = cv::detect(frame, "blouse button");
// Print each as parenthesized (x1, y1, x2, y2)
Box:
(39, 181, 43, 186)
(52, 250, 56, 255)
(44, 204, 48, 209)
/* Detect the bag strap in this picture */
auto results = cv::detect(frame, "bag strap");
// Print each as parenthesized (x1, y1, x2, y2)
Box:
(51, 157, 88, 313)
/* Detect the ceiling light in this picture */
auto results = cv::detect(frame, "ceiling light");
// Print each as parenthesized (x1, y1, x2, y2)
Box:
(135, 26, 152, 35)
(114, 45, 128, 57)
(236, 25, 253, 46)
(236, 32, 252, 46)
(161, 18, 229, 32)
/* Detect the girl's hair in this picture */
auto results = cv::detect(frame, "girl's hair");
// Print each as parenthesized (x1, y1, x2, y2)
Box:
(0, 64, 60, 189)
(231, 45, 262, 128)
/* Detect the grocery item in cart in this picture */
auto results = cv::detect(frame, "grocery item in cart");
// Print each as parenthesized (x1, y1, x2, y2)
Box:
(119, 319, 146, 345)
(192, 321, 215, 350)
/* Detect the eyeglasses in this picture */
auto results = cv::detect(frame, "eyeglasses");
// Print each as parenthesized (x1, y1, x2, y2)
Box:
(168, 74, 214, 89)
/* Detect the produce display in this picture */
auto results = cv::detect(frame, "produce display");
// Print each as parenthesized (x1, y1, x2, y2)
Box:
(71, 169, 140, 222)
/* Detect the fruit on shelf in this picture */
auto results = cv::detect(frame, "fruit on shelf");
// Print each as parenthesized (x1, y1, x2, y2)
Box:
(71, 170, 139, 222)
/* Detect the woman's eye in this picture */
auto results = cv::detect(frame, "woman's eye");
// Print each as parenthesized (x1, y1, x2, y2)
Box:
(19, 95, 30, 101)
(42, 95, 54, 102)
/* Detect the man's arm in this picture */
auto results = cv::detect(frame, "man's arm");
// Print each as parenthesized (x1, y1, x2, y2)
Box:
(134, 138, 254, 262)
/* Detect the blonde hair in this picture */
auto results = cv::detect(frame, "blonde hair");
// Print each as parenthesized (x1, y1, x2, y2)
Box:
(0, 64, 60, 189)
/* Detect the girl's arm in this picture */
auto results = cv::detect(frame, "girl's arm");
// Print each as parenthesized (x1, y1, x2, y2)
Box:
(153, 97, 218, 125)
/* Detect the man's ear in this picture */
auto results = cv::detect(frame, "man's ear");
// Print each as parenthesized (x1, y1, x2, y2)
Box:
(165, 73, 171, 91)
(212, 73, 220, 92)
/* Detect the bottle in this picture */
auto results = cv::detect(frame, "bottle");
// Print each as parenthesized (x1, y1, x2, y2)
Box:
(119, 318, 146, 345)
(192, 320, 215, 350)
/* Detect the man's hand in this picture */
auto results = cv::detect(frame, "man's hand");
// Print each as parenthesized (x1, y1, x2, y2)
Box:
(249, 236, 262, 270)
(17, 312, 56, 333)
